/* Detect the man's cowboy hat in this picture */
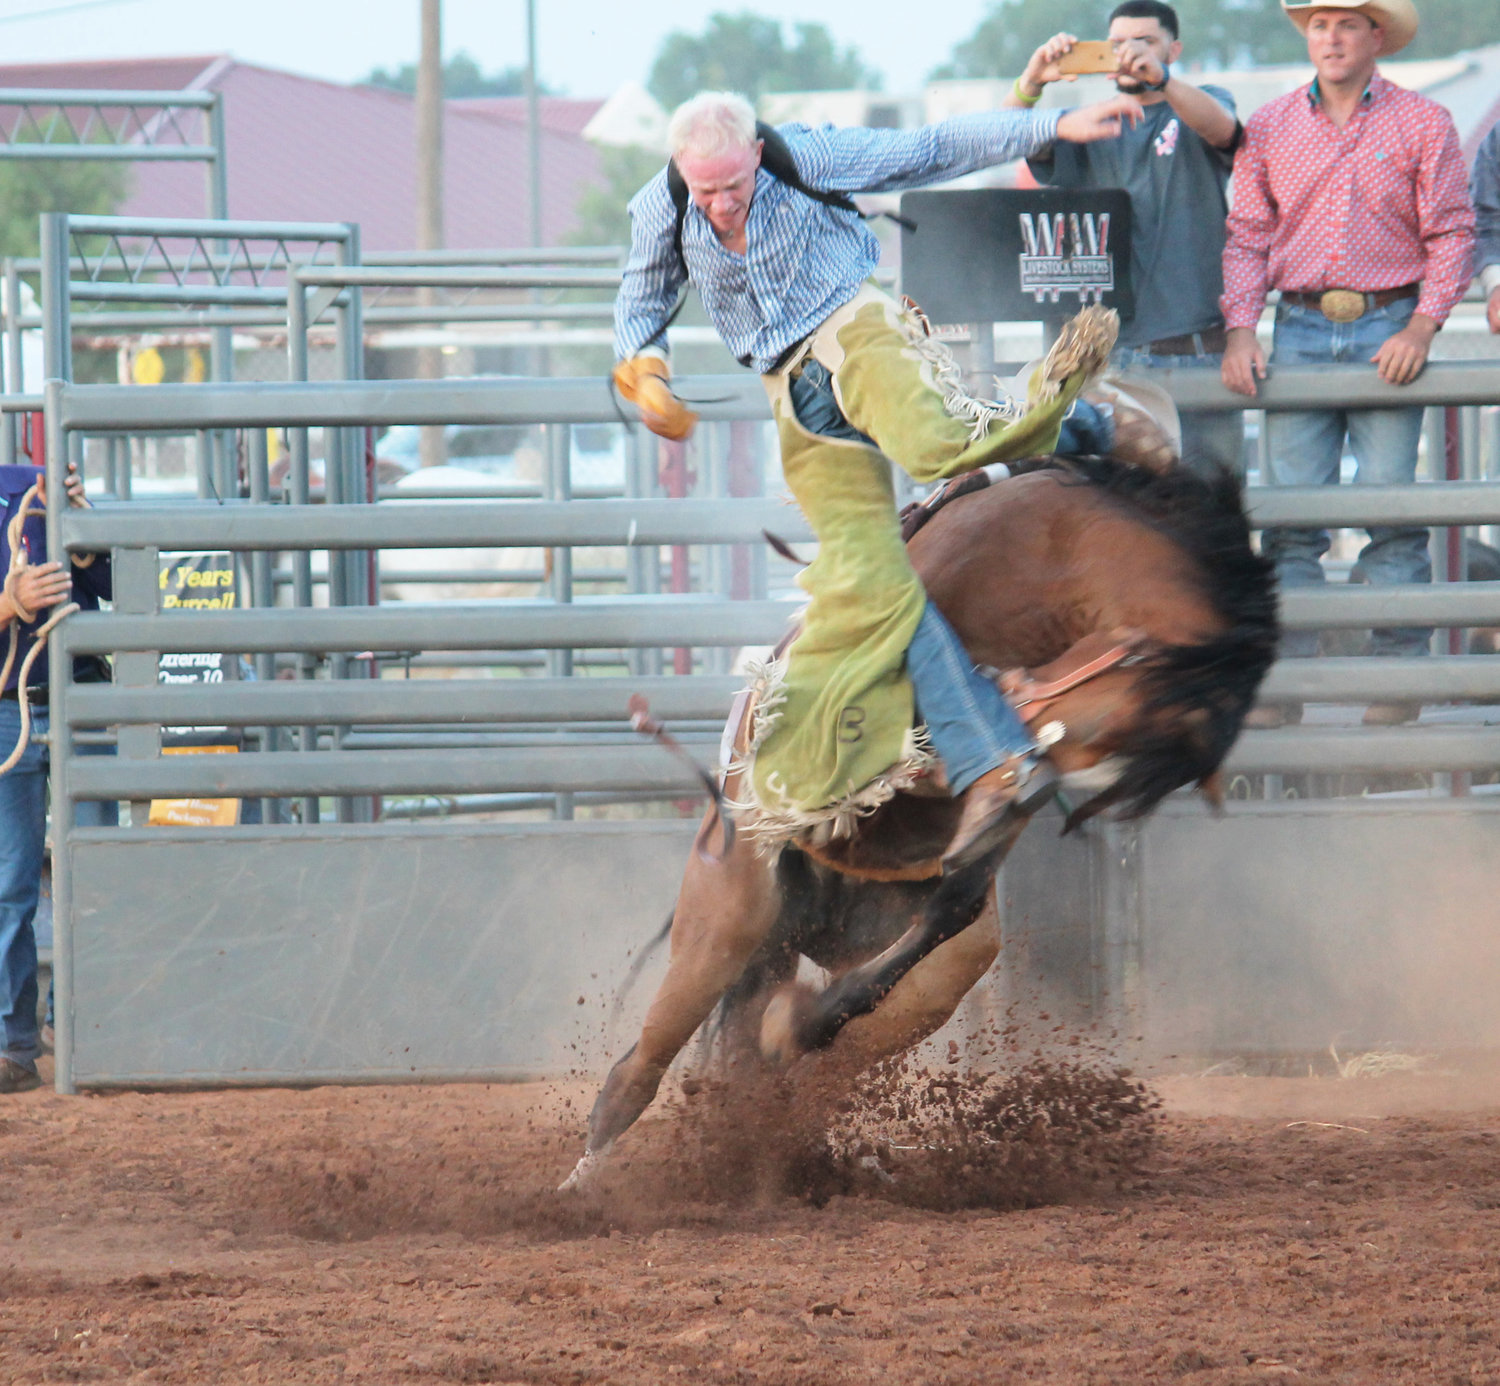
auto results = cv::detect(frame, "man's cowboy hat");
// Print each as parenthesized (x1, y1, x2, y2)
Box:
(1281, 0, 1419, 55)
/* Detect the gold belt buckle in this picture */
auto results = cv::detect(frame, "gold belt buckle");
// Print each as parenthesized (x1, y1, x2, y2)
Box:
(1319, 289, 1367, 323)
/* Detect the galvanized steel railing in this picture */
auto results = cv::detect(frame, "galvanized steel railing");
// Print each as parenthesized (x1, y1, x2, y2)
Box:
(31, 362, 1500, 810)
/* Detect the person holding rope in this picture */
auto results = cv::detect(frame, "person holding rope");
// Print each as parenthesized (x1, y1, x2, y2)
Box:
(613, 91, 1155, 870)
(2, 459, 112, 1095)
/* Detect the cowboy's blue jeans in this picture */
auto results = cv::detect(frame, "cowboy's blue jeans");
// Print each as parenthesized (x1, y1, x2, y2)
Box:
(788, 361, 1039, 794)
(1, 701, 116, 1071)
(1262, 300, 1430, 659)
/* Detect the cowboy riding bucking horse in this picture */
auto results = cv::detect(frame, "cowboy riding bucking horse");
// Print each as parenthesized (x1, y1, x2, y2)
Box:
(613, 88, 1170, 869)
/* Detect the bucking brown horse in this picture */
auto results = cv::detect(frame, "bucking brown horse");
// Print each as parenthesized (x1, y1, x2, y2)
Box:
(563, 455, 1277, 1189)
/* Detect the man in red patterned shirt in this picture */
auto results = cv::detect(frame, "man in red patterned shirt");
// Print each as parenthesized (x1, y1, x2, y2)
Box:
(1220, 0, 1474, 726)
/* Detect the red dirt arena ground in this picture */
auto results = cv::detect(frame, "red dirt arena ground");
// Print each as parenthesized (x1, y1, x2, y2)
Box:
(3, 1057, 1499, 1386)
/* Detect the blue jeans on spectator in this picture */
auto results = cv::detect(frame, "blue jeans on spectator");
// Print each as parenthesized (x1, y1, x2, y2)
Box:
(1263, 299, 1430, 659)
(0, 701, 116, 1071)
(788, 361, 1038, 795)
(1113, 341, 1245, 476)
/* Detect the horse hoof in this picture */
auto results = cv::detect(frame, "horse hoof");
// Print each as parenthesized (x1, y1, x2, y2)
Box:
(759, 982, 819, 1065)
(558, 1142, 613, 1193)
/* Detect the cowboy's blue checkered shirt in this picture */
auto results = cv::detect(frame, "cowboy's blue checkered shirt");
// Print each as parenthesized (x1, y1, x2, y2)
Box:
(614, 111, 1062, 375)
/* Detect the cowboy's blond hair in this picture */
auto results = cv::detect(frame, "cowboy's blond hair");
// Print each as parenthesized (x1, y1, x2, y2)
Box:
(667, 92, 757, 161)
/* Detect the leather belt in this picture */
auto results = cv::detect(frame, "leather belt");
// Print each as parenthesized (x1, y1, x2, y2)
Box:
(1144, 325, 1228, 356)
(767, 333, 815, 377)
(1, 685, 46, 706)
(1280, 284, 1419, 323)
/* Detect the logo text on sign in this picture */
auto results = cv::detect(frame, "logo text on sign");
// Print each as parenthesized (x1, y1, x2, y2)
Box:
(1018, 212, 1114, 305)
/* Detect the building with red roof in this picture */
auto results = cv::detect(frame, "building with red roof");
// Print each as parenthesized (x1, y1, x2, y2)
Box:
(0, 56, 606, 250)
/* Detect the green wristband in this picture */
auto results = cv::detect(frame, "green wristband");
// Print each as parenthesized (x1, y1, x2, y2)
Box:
(1013, 76, 1042, 107)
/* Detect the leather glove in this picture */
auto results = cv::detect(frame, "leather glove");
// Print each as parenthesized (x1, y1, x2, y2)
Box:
(613, 354, 698, 441)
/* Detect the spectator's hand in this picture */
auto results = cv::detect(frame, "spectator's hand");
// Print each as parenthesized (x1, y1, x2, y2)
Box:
(1221, 328, 1267, 397)
(1488, 289, 1500, 335)
(1055, 95, 1144, 143)
(1116, 42, 1166, 88)
(1371, 314, 1437, 385)
(1019, 33, 1080, 99)
(7, 560, 71, 616)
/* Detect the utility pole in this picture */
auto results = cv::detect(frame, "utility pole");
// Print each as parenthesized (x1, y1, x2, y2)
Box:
(525, 0, 542, 246)
(415, 0, 445, 468)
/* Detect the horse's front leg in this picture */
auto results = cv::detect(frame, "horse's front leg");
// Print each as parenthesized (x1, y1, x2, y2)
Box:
(760, 822, 1020, 1063)
(563, 811, 781, 1188)
(822, 892, 1001, 1073)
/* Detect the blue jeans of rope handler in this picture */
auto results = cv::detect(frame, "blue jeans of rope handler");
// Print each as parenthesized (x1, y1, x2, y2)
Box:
(788, 361, 1045, 795)
(0, 701, 117, 1072)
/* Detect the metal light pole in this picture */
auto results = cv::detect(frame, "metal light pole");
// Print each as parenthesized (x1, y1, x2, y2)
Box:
(416, 0, 446, 468)
(525, 0, 542, 247)
(416, 0, 444, 256)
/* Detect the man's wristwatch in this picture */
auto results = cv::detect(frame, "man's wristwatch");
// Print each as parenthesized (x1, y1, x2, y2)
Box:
(1143, 62, 1170, 91)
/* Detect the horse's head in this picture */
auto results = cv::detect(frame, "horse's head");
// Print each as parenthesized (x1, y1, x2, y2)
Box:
(999, 624, 1269, 832)
(916, 455, 1279, 835)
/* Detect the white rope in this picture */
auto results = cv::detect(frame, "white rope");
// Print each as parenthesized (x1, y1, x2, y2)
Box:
(0, 481, 83, 779)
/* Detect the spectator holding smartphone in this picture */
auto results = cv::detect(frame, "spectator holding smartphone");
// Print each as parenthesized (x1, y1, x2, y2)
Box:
(1008, 1, 1244, 474)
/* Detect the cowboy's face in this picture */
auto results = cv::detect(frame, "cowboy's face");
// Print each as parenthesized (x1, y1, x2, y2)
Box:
(676, 141, 763, 244)
(1305, 9, 1384, 84)
(1108, 16, 1182, 93)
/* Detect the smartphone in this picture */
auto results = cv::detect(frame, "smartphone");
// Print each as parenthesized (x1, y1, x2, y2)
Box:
(1056, 40, 1118, 75)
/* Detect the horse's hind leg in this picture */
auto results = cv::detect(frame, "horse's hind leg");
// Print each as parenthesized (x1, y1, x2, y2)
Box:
(576, 814, 781, 1167)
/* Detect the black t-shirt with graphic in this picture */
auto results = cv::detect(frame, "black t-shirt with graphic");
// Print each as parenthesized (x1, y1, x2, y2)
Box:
(1029, 86, 1237, 350)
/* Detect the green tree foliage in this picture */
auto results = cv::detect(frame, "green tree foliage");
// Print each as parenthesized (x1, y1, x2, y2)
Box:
(0, 154, 129, 259)
(934, 0, 1475, 79)
(647, 12, 882, 111)
(565, 144, 666, 251)
(1396, 1, 1480, 62)
(362, 50, 551, 98)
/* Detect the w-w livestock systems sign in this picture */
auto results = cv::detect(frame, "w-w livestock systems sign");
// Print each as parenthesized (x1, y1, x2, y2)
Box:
(898, 188, 1133, 326)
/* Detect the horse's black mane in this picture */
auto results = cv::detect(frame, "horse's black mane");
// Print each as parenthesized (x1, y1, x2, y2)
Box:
(1028, 455, 1279, 825)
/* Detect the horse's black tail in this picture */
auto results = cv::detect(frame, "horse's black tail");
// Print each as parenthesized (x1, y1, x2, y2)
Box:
(607, 910, 675, 1035)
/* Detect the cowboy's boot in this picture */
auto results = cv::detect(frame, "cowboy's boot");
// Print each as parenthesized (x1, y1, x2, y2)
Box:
(1085, 375, 1181, 473)
(941, 753, 1061, 874)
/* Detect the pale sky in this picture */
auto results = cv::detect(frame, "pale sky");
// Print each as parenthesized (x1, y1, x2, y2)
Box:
(0, 0, 994, 97)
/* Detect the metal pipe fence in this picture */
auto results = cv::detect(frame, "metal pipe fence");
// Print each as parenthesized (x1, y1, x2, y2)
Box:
(25, 317, 1500, 1098)
(31, 361, 1500, 811)
(7, 203, 1495, 1088)
(6, 208, 1497, 824)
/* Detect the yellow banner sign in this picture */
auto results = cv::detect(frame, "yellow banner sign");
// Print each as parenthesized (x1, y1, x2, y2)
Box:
(147, 744, 241, 828)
